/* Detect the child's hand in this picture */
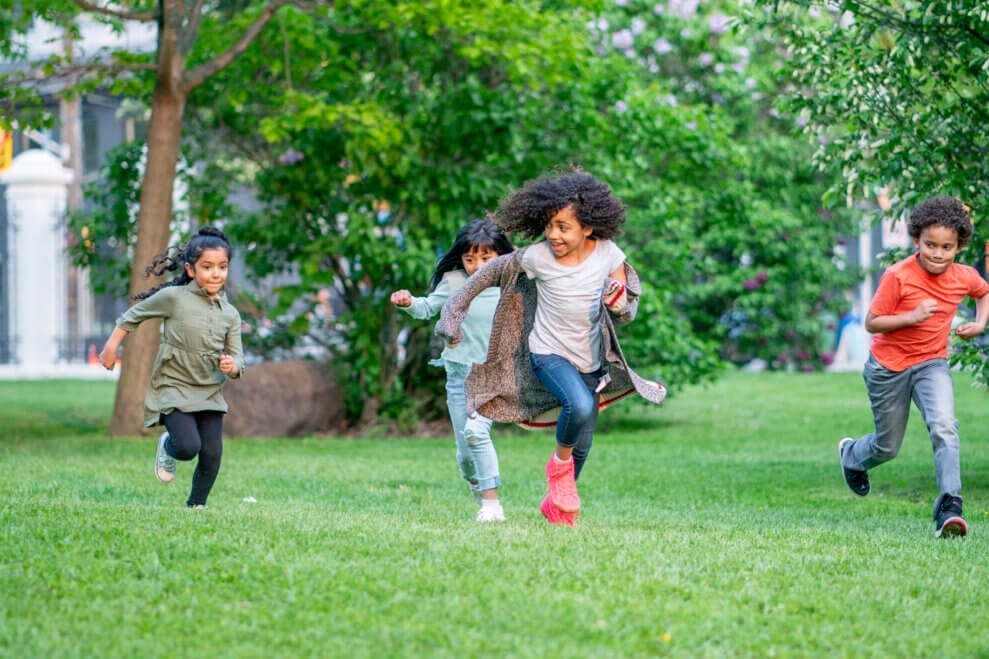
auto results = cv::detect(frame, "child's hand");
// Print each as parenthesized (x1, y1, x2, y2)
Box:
(603, 279, 628, 314)
(912, 299, 937, 324)
(955, 322, 986, 339)
(98, 344, 118, 371)
(219, 354, 239, 376)
(390, 290, 412, 307)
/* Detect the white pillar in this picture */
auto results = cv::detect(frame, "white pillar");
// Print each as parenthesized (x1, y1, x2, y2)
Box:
(0, 149, 73, 367)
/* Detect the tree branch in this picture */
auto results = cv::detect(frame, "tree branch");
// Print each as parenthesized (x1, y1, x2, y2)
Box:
(180, 0, 207, 55)
(72, 0, 158, 22)
(181, 0, 326, 92)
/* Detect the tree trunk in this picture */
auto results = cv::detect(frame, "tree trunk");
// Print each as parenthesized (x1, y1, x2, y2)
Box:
(108, 87, 186, 437)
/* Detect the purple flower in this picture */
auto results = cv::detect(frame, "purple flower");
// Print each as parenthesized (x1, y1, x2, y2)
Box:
(631, 18, 647, 35)
(709, 14, 731, 35)
(612, 29, 634, 50)
(278, 149, 304, 165)
(615, 100, 630, 114)
(699, 53, 714, 66)
(653, 37, 673, 55)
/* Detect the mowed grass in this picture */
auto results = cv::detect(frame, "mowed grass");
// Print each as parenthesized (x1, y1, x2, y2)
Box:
(3, 371, 989, 658)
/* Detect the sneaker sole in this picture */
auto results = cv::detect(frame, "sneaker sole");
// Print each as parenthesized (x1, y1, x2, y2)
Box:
(935, 516, 967, 538)
(540, 495, 577, 526)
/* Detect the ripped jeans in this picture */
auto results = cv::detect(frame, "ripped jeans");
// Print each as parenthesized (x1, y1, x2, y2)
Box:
(445, 361, 501, 491)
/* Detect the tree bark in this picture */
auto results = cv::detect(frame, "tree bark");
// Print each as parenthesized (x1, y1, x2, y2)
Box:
(109, 87, 186, 436)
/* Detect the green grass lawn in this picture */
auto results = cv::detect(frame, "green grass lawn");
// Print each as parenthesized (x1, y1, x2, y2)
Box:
(3, 371, 989, 657)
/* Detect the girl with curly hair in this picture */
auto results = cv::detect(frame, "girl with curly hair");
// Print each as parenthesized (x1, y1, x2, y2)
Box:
(99, 226, 245, 509)
(437, 170, 666, 526)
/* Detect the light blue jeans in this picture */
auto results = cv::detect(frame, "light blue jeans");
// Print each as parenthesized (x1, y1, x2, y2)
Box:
(843, 354, 961, 497)
(445, 362, 500, 491)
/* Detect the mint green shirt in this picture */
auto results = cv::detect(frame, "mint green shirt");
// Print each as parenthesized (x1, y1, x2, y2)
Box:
(401, 270, 500, 366)
(116, 281, 245, 427)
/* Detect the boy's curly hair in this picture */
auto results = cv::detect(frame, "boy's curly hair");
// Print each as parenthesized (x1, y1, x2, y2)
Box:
(494, 168, 626, 240)
(908, 196, 973, 247)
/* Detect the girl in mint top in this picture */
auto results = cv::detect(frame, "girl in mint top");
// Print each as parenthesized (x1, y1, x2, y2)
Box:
(390, 220, 514, 522)
(100, 227, 244, 508)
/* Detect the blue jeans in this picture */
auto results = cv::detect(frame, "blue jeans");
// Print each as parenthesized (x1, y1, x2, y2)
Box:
(843, 354, 961, 496)
(529, 352, 601, 480)
(445, 362, 500, 491)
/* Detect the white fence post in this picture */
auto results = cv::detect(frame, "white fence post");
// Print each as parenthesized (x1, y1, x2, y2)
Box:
(0, 149, 73, 369)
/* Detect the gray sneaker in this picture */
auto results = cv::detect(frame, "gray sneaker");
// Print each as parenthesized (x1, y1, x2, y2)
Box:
(933, 494, 967, 538)
(155, 431, 177, 483)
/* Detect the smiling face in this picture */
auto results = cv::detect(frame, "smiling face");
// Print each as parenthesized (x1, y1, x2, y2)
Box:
(913, 224, 961, 275)
(184, 247, 230, 298)
(461, 244, 499, 276)
(544, 205, 592, 263)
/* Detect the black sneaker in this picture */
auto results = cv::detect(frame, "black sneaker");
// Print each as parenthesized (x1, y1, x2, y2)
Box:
(933, 494, 967, 538)
(838, 438, 870, 496)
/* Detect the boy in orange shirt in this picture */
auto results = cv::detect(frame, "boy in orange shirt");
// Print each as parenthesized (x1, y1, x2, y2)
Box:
(839, 196, 989, 537)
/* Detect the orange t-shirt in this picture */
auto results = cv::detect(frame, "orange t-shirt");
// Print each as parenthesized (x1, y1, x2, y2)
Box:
(869, 255, 989, 371)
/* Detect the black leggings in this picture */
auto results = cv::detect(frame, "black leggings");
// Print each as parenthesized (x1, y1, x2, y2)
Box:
(161, 410, 224, 507)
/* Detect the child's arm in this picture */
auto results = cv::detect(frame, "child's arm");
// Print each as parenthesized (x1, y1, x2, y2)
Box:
(391, 277, 454, 320)
(220, 316, 245, 379)
(955, 292, 989, 339)
(99, 327, 128, 370)
(98, 290, 174, 370)
(865, 299, 937, 333)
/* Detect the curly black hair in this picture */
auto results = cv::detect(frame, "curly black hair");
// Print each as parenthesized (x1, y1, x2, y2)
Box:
(134, 226, 233, 300)
(428, 219, 514, 292)
(908, 196, 973, 247)
(494, 168, 626, 241)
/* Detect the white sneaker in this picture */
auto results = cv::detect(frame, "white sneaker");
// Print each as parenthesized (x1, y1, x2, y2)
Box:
(155, 432, 176, 483)
(476, 504, 506, 523)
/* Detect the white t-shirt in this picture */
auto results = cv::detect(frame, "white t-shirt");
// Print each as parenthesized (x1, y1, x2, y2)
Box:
(521, 239, 626, 373)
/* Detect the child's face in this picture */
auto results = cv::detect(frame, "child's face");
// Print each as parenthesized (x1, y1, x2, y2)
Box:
(544, 205, 592, 261)
(462, 245, 499, 276)
(184, 247, 230, 298)
(913, 225, 961, 276)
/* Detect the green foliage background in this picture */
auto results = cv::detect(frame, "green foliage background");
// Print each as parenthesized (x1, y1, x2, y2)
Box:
(45, 0, 866, 428)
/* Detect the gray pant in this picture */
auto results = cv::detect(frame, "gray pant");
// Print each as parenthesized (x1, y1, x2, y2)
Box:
(843, 353, 961, 497)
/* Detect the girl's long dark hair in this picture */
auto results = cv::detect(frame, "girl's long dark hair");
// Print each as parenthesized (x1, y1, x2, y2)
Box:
(133, 226, 233, 300)
(428, 219, 514, 292)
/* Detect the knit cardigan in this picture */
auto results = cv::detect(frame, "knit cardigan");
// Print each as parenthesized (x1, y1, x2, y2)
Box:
(435, 247, 666, 424)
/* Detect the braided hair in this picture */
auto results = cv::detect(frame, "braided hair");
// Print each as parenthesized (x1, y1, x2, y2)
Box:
(428, 219, 514, 292)
(133, 226, 233, 300)
(494, 168, 626, 241)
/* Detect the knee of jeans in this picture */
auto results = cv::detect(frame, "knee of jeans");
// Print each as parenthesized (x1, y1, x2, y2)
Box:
(568, 396, 596, 426)
(929, 417, 960, 445)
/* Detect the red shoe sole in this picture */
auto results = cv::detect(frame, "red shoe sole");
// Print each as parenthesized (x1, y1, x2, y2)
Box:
(540, 495, 577, 526)
(936, 516, 968, 538)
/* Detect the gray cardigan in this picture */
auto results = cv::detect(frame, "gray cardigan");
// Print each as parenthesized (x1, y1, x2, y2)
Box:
(436, 247, 666, 424)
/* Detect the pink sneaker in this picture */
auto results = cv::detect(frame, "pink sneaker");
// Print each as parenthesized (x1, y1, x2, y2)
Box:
(545, 454, 580, 513)
(540, 495, 577, 526)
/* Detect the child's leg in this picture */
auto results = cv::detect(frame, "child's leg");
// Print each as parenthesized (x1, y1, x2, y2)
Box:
(528, 353, 597, 455)
(162, 410, 203, 460)
(529, 353, 595, 515)
(464, 413, 499, 493)
(571, 371, 601, 481)
(845, 354, 912, 471)
(911, 358, 960, 496)
(187, 411, 224, 507)
(444, 362, 477, 487)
